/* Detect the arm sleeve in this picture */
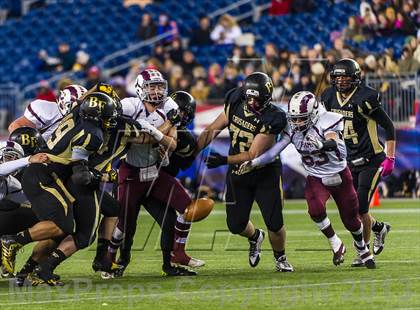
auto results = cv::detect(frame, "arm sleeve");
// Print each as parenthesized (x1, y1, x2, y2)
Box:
(369, 107, 396, 140)
(0, 157, 30, 176)
(252, 134, 291, 167)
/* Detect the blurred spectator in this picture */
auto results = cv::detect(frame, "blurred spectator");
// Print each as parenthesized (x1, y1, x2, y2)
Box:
(311, 62, 329, 95)
(192, 66, 207, 81)
(72, 50, 91, 72)
(36, 80, 56, 102)
(265, 43, 280, 70)
(208, 75, 225, 100)
(153, 44, 167, 64)
(110, 76, 129, 99)
(291, 74, 316, 93)
(398, 46, 420, 73)
(207, 63, 223, 85)
(331, 38, 353, 60)
(137, 13, 157, 41)
(169, 39, 184, 64)
(190, 78, 209, 104)
(57, 43, 75, 72)
(157, 13, 178, 46)
(380, 48, 399, 74)
(223, 63, 240, 92)
(169, 65, 183, 91)
(181, 50, 200, 78)
(240, 45, 260, 71)
(376, 12, 391, 36)
(271, 70, 285, 103)
(190, 16, 212, 46)
(85, 66, 102, 89)
(210, 14, 242, 45)
(125, 61, 142, 95)
(396, 11, 417, 35)
(342, 16, 364, 41)
(231, 46, 242, 67)
(364, 54, 378, 73)
(177, 77, 191, 92)
(124, 0, 153, 8)
(36, 49, 60, 71)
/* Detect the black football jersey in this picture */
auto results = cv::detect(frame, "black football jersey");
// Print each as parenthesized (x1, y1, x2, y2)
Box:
(40, 107, 104, 178)
(224, 87, 286, 171)
(88, 116, 142, 172)
(321, 84, 385, 161)
(163, 129, 197, 177)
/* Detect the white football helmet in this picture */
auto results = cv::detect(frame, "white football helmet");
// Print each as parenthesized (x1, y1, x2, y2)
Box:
(0, 141, 24, 164)
(135, 69, 168, 106)
(57, 84, 87, 116)
(287, 91, 324, 131)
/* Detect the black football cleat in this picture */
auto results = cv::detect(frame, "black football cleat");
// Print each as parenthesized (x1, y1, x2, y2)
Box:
(162, 265, 197, 277)
(1, 236, 22, 274)
(112, 252, 131, 278)
(32, 264, 64, 287)
(333, 243, 346, 266)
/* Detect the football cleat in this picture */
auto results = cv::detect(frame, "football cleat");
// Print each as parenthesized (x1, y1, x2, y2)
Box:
(32, 265, 64, 287)
(275, 255, 295, 272)
(373, 223, 391, 255)
(171, 251, 205, 268)
(99, 262, 125, 280)
(162, 265, 197, 277)
(351, 255, 365, 267)
(1, 265, 14, 278)
(332, 243, 346, 266)
(248, 229, 265, 267)
(1, 236, 22, 274)
(353, 242, 376, 269)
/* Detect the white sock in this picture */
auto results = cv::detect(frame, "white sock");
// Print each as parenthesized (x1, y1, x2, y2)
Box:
(328, 234, 342, 253)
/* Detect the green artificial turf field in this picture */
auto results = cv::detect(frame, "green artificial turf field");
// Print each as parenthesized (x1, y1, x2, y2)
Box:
(1, 199, 419, 310)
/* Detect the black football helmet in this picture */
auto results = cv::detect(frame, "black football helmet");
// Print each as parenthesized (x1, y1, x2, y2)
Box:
(170, 91, 196, 127)
(9, 127, 45, 156)
(243, 72, 273, 114)
(79, 92, 119, 129)
(330, 58, 361, 93)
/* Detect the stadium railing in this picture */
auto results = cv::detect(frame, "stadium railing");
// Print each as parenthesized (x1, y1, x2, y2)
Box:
(365, 73, 419, 128)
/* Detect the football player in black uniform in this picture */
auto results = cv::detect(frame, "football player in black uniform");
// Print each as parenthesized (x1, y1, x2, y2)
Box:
(195, 72, 294, 272)
(321, 58, 395, 266)
(0, 92, 116, 281)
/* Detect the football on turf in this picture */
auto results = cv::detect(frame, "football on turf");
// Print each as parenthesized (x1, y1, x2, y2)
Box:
(184, 198, 214, 222)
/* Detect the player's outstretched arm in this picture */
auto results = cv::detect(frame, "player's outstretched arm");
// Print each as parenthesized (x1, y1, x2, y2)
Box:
(195, 111, 229, 155)
(227, 133, 276, 165)
(8, 116, 36, 133)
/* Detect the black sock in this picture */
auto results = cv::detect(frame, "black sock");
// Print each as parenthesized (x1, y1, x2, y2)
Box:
(372, 221, 384, 233)
(20, 257, 38, 274)
(14, 230, 33, 245)
(273, 249, 285, 259)
(249, 229, 260, 242)
(162, 250, 172, 269)
(46, 249, 67, 270)
(95, 238, 110, 258)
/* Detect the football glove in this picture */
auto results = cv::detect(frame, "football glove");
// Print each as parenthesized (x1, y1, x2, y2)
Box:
(206, 152, 227, 169)
(167, 109, 181, 126)
(380, 157, 395, 177)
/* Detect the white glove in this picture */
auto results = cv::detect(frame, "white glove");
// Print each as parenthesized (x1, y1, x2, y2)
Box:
(306, 134, 323, 150)
(238, 160, 255, 175)
(137, 119, 164, 142)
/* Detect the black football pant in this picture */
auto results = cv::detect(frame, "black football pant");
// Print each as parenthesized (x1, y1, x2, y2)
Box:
(225, 162, 284, 234)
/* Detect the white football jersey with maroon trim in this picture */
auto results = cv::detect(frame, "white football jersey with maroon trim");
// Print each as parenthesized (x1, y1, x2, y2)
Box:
(122, 96, 178, 168)
(286, 111, 347, 177)
(23, 99, 62, 140)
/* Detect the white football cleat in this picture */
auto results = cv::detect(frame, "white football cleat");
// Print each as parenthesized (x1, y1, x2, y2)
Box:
(373, 223, 391, 255)
(275, 255, 295, 272)
(248, 229, 265, 267)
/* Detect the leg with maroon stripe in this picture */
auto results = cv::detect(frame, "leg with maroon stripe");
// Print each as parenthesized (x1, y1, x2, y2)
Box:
(150, 170, 204, 267)
(305, 175, 345, 265)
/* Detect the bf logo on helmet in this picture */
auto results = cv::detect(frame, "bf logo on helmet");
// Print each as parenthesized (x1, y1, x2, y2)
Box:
(265, 81, 273, 93)
(87, 96, 105, 110)
(20, 134, 37, 147)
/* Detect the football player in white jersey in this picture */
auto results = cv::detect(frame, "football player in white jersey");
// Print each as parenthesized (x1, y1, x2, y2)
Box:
(107, 69, 202, 277)
(241, 91, 375, 268)
(8, 84, 87, 140)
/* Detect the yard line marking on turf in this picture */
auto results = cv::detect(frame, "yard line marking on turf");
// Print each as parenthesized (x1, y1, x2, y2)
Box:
(198, 208, 420, 216)
(2, 276, 420, 305)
